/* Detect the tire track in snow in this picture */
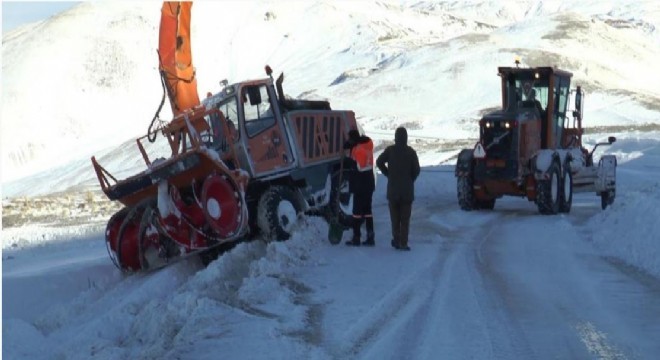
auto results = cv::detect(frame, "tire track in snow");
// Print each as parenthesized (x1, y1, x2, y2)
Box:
(279, 277, 325, 348)
(330, 210, 517, 359)
(330, 239, 454, 359)
(471, 213, 549, 359)
(396, 210, 539, 359)
(375, 214, 513, 360)
(473, 211, 660, 359)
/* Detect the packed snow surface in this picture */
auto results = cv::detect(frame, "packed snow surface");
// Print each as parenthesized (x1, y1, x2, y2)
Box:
(4, 133, 660, 359)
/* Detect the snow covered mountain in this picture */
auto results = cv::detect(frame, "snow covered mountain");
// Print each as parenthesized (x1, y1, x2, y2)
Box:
(2, 0, 660, 195)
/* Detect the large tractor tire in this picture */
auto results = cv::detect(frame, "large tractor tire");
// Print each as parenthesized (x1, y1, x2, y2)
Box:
(456, 149, 479, 211)
(257, 185, 305, 241)
(457, 175, 477, 211)
(457, 174, 495, 210)
(559, 161, 573, 213)
(536, 160, 561, 215)
(326, 168, 353, 228)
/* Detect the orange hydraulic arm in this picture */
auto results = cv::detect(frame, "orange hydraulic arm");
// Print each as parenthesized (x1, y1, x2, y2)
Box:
(158, 1, 200, 116)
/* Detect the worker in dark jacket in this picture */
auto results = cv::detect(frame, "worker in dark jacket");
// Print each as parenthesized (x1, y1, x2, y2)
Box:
(344, 129, 376, 246)
(376, 127, 420, 251)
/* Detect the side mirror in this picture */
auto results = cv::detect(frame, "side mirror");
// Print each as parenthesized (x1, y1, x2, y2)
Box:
(590, 135, 617, 158)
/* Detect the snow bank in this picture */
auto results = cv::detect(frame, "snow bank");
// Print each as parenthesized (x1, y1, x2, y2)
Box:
(586, 182, 660, 277)
(3, 216, 332, 360)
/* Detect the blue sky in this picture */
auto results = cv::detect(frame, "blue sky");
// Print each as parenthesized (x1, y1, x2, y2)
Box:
(2, 1, 79, 33)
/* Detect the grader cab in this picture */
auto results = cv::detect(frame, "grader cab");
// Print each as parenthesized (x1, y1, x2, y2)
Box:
(455, 65, 617, 214)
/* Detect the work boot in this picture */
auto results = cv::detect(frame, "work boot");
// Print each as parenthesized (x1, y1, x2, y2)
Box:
(347, 219, 362, 246)
(391, 239, 400, 249)
(346, 235, 361, 246)
(362, 231, 375, 246)
(397, 244, 411, 251)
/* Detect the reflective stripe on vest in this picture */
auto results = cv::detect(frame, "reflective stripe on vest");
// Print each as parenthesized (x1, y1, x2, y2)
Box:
(351, 140, 374, 172)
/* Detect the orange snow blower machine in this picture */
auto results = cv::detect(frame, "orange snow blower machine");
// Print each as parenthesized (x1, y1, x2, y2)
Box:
(455, 64, 617, 214)
(91, 2, 356, 272)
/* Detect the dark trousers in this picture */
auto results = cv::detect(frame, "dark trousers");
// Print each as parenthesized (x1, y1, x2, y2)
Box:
(352, 192, 373, 239)
(352, 192, 373, 217)
(389, 200, 412, 247)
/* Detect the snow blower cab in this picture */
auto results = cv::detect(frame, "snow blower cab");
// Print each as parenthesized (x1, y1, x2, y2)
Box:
(455, 65, 617, 214)
(91, 67, 358, 273)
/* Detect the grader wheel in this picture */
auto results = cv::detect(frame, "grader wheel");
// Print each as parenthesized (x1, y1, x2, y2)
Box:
(536, 161, 561, 215)
(559, 161, 573, 213)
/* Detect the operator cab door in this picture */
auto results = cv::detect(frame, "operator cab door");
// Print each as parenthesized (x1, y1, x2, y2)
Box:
(240, 83, 295, 177)
(551, 75, 571, 149)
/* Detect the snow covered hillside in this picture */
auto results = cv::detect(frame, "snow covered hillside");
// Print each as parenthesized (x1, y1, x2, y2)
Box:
(2, 0, 660, 192)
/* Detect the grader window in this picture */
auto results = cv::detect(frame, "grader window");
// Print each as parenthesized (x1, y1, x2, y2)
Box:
(504, 73, 549, 113)
(520, 80, 549, 111)
(553, 75, 571, 148)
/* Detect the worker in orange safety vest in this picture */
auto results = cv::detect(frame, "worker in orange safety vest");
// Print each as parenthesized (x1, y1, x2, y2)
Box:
(343, 129, 376, 246)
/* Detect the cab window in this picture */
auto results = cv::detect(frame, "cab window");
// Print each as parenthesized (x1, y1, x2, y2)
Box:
(503, 73, 549, 112)
(202, 96, 239, 150)
(242, 85, 276, 138)
(553, 75, 571, 146)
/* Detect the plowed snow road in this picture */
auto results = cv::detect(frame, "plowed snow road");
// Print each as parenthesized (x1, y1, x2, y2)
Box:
(4, 139, 660, 359)
(307, 189, 660, 360)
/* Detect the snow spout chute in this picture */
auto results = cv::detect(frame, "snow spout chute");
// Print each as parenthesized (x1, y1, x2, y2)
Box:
(159, 1, 200, 116)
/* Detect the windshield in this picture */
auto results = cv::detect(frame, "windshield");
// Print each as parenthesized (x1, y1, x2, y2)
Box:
(504, 72, 550, 112)
(218, 96, 239, 126)
(200, 95, 240, 151)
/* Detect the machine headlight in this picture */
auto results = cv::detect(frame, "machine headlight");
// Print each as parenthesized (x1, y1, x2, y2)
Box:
(504, 121, 511, 129)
